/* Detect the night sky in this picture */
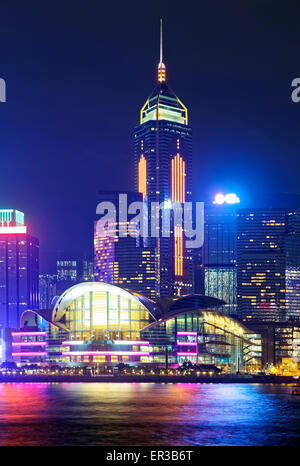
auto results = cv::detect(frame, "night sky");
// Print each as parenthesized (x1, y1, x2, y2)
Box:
(1, 0, 300, 272)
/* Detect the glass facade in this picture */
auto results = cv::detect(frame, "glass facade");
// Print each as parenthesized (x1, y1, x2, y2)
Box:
(237, 208, 300, 322)
(61, 290, 151, 342)
(134, 70, 193, 298)
(94, 192, 156, 298)
(0, 209, 39, 329)
(203, 205, 237, 316)
(142, 311, 261, 372)
(11, 282, 261, 372)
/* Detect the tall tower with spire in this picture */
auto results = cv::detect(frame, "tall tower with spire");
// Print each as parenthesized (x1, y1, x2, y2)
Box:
(134, 19, 193, 297)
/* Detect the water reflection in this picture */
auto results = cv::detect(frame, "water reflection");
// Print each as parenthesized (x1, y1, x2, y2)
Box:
(0, 383, 298, 446)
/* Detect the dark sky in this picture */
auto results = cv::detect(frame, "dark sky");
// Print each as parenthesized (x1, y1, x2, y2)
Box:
(1, 0, 300, 272)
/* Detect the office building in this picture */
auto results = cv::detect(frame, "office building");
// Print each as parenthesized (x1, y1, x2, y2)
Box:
(237, 208, 300, 322)
(134, 21, 193, 296)
(0, 209, 39, 329)
(203, 197, 238, 315)
(94, 191, 156, 298)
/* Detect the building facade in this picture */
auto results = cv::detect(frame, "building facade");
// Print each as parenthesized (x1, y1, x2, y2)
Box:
(94, 191, 156, 298)
(134, 24, 193, 297)
(204, 202, 238, 316)
(9, 281, 261, 372)
(0, 209, 39, 329)
(237, 208, 300, 323)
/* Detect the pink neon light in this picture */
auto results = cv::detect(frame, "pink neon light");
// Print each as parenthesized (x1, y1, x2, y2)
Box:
(12, 331, 47, 336)
(0, 226, 27, 234)
(177, 352, 197, 357)
(113, 340, 150, 345)
(12, 342, 46, 346)
(176, 341, 197, 346)
(62, 351, 150, 357)
(12, 352, 46, 357)
(177, 331, 197, 336)
(62, 341, 84, 345)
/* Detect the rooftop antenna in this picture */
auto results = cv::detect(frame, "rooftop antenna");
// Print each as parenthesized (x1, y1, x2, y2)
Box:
(158, 18, 166, 83)
(160, 18, 163, 64)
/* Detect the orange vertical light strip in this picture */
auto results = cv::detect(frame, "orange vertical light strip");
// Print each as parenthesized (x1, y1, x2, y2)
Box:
(176, 155, 178, 201)
(171, 153, 186, 277)
(180, 157, 182, 197)
(172, 158, 174, 201)
(138, 155, 147, 199)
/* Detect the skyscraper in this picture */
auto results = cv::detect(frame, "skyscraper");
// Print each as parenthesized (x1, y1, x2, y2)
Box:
(94, 191, 156, 298)
(0, 209, 39, 329)
(204, 201, 238, 315)
(237, 208, 300, 323)
(134, 20, 193, 297)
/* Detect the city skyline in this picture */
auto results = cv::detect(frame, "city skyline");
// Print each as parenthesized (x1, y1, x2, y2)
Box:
(0, 3, 299, 449)
(1, 2, 300, 272)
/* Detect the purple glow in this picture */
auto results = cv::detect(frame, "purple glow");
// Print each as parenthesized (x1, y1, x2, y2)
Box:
(12, 331, 47, 336)
(176, 341, 197, 346)
(12, 342, 46, 346)
(177, 331, 197, 336)
(62, 351, 150, 356)
(177, 352, 197, 357)
(12, 352, 46, 357)
(113, 340, 150, 345)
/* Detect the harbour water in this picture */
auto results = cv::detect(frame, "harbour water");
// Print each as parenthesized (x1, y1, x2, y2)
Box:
(0, 382, 299, 446)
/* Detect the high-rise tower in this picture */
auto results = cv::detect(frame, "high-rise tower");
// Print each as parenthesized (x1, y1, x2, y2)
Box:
(134, 20, 193, 297)
(0, 209, 39, 329)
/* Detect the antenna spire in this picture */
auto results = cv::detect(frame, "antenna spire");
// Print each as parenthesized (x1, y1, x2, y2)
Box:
(158, 18, 166, 83)
(160, 18, 163, 63)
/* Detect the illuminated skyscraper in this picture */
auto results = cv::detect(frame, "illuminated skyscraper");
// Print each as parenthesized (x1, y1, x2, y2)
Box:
(237, 208, 300, 323)
(94, 191, 156, 298)
(0, 209, 39, 328)
(204, 200, 238, 316)
(134, 20, 193, 296)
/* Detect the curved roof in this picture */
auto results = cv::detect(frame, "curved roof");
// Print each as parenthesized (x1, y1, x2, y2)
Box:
(20, 308, 68, 331)
(141, 294, 225, 329)
(20, 283, 227, 331)
(52, 281, 160, 323)
(143, 309, 248, 336)
(157, 294, 225, 320)
(52, 282, 225, 323)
